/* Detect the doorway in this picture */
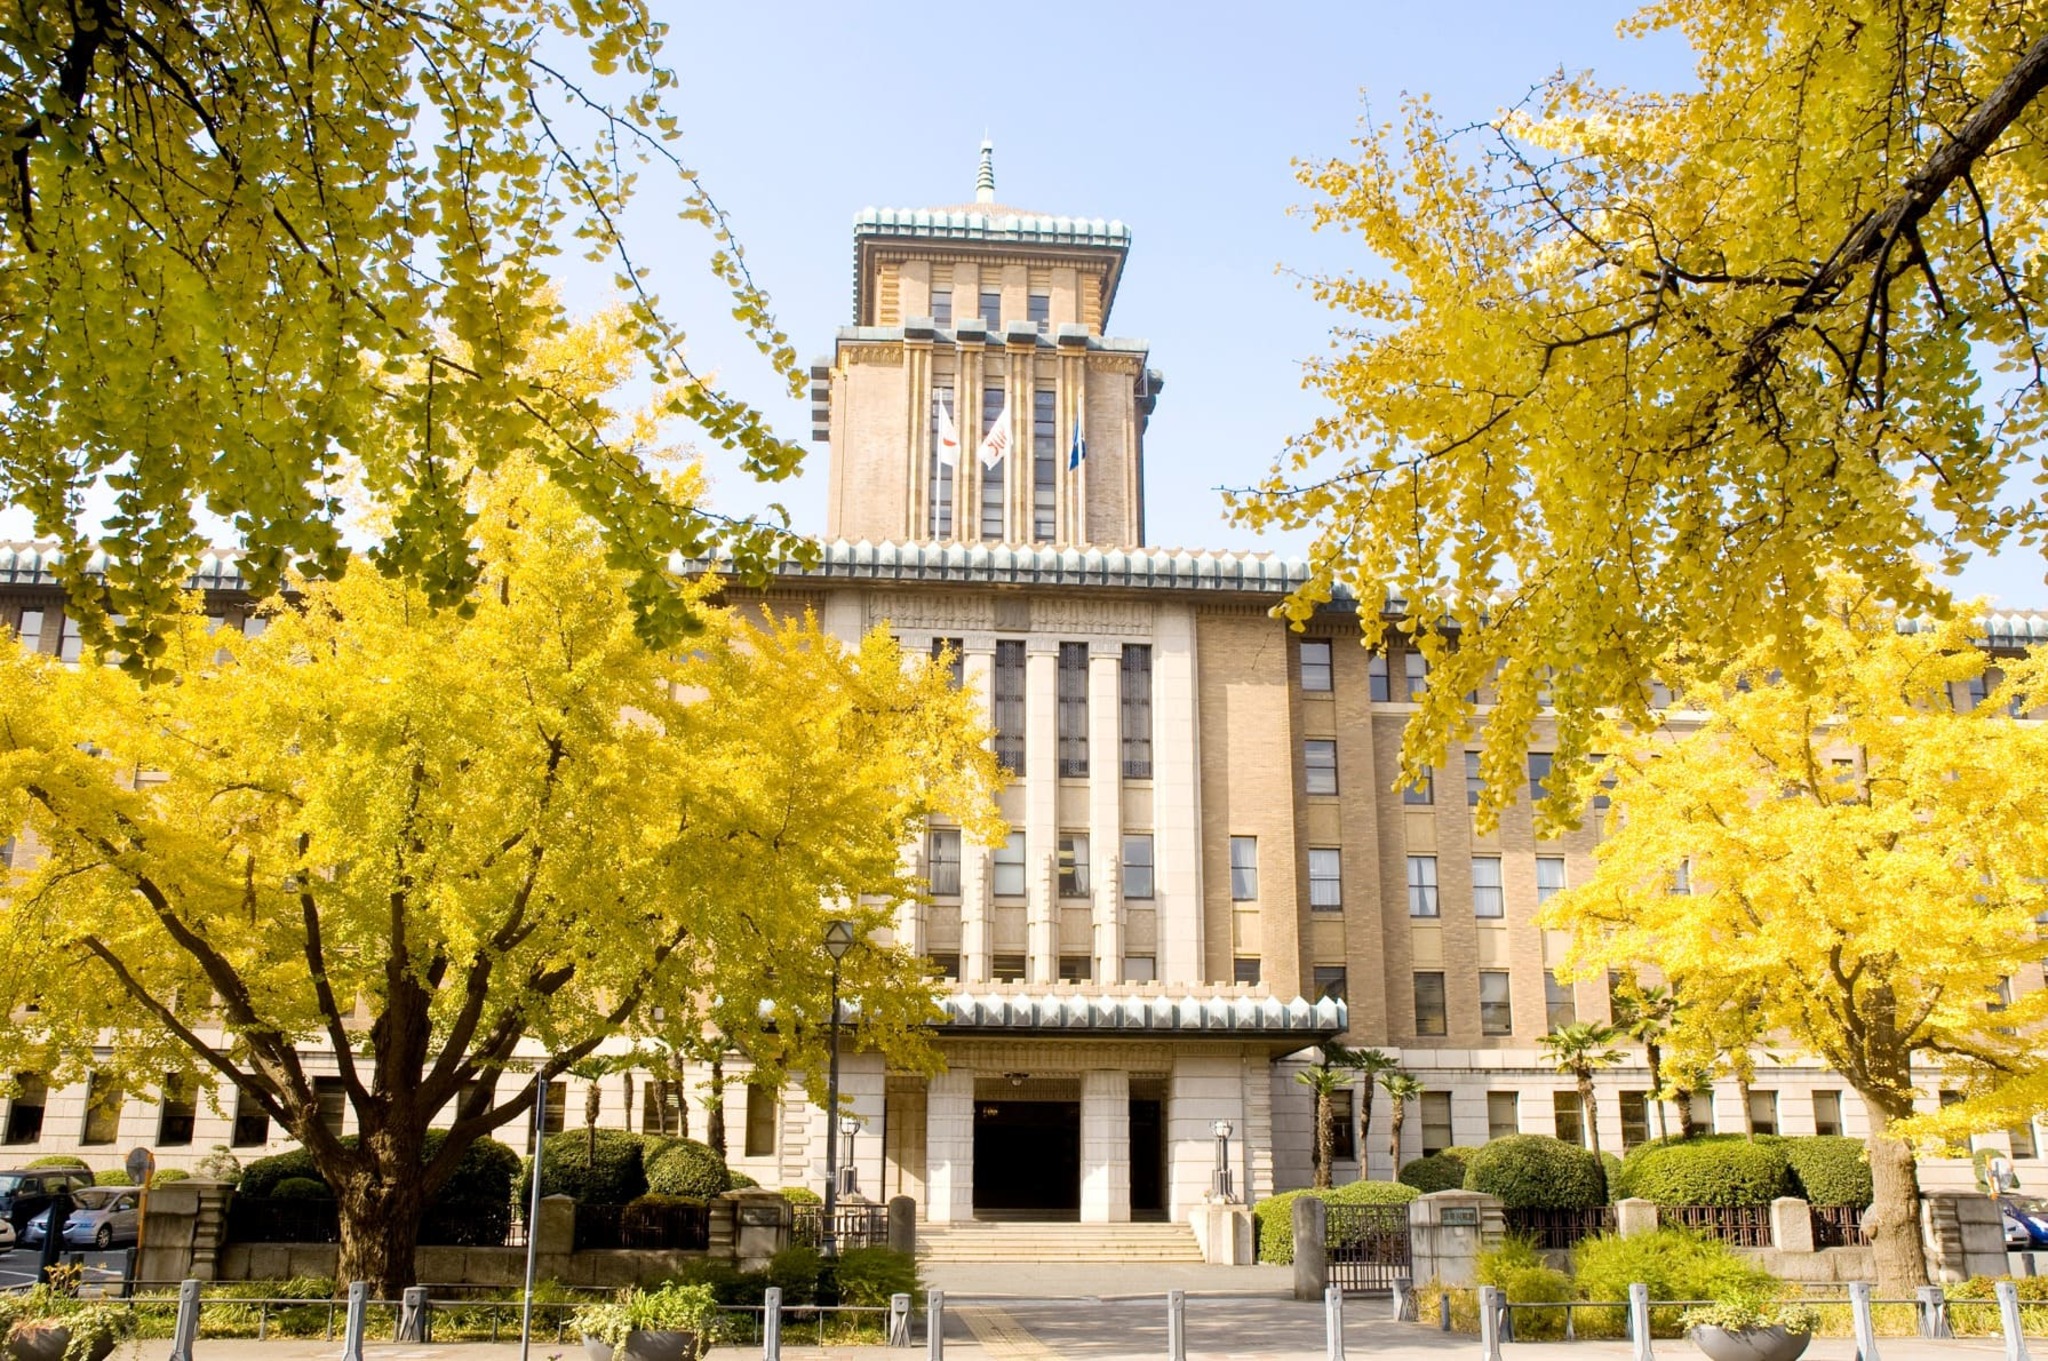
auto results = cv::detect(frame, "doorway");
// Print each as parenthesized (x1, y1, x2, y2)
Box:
(1129, 1098, 1166, 1221)
(972, 1099, 1080, 1219)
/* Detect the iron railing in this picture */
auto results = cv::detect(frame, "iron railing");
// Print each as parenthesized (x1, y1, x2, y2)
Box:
(791, 1203, 889, 1251)
(1810, 1202, 1871, 1248)
(1503, 1205, 1616, 1250)
(570, 1199, 710, 1252)
(1656, 1203, 1773, 1247)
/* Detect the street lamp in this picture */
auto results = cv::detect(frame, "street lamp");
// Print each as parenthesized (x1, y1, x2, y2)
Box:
(1211, 1119, 1235, 1202)
(821, 919, 856, 1258)
(840, 1114, 865, 1198)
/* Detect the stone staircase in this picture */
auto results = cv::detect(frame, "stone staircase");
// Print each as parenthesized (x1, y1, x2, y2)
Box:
(916, 1220, 1205, 1263)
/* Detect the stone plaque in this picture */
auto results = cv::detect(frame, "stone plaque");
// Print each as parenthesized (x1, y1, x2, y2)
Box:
(1440, 1206, 1479, 1228)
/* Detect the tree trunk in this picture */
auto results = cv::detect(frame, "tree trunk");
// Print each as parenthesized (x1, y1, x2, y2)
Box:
(1388, 1100, 1405, 1170)
(333, 1166, 430, 1296)
(1580, 1073, 1601, 1156)
(1863, 1103, 1931, 1292)
(707, 1057, 727, 1159)
(1674, 1082, 1697, 1139)
(585, 1079, 601, 1166)
(1647, 1044, 1669, 1139)
(1359, 1086, 1376, 1177)
(1737, 1072, 1755, 1138)
(1314, 1091, 1334, 1189)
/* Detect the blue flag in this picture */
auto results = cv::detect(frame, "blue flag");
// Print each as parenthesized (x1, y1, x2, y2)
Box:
(1068, 417, 1087, 470)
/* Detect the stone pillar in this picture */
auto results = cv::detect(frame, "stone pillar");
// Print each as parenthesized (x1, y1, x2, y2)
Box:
(534, 1194, 577, 1256)
(1615, 1197, 1658, 1237)
(1407, 1190, 1505, 1288)
(1087, 645, 1125, 983)
(1922, 1191, 2009, 1282)
(1024, 642, 1058, 983)
(724, 1189, 792, 1272)
(888, 1195, 918, 1255)
(1152, 604, 1204, 984)
(1770, 1197, 1815, 1253)
(137, 1179, 233, 1284)
(960, 650, 995, 985)
(1292, 1196, 1328, 1301)
(1080, 1069, 1131, 1223)
(925, 1070, 976, 1224)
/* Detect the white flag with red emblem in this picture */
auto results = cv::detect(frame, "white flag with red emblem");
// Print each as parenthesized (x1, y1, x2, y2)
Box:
(978, 394, 1011, 468)
(935, 398, 961, 467)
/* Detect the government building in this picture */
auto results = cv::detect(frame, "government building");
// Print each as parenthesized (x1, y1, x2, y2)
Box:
(1, 148, 2040, 1246)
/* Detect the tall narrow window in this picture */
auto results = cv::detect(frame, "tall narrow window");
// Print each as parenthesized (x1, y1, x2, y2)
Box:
(1487, 1092, 1520, 1141)
(1471, 856, 1504, 918)
(1309, 848, 1343, 911)
(993, 640, 1026, 774)
(980, 383, 1006, 539)
(930, 636, 964, 688)
(4, 1074, 46, 1145)
(1535, 856, 1567, 904)
(1057, 642, 1089, 776)
(231, 1087, 270, 1147)
(1413, 973, 1448, 1036)
(1812, 1090, 1844, 1138)
(1325, 1087, 1356, 1160)
(1229, 837, 1258, 900)
(1027, 290, 1051, 329)
(57, 613, 83, 663)
(1300, 640, 1333, 692)
(1466, 751, 1484, 807)
(931, 287, 953, 326)
(1403, 650, 1428, 700)
(979, 289, 1001, 328)
(1314, 966, 1348, 1001)
(1123, 834, 1155, 899)
(157, 1073, 197, 1146)
(929, 385, 956, 538)
(1407, 855, 1439, 917)
(2009, 1122, 2039, 1159)
(1420, 1091, 1454, 1155)
(928, 828, 962, 896)
(1544, 971, 1577, 1029)
(642, 1080, 684, 1136)
(1748, 1090, 1780, 1136)
(1032, 385, 1058, 541)
(82, 1073, 124, 1145)
(1403, 765, 1434, 805)
(1058, 833, 1090, 896)
(992, 832, 1026, 897)
(1479, 971, 1514, 1035)
(1304, 739, 1339, 795)
(1529, 752, 1554, 802)
(14, 609, 41, 652)
(1620, 1092, 1650, 1149)
(745, 1084, 778, 1158)
(1553, 1090, 1585, 1146)
(1121, 644, 1153, 778)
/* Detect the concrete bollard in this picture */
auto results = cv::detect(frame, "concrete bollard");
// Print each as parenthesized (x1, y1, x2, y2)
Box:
(1917, 1284, 1953, 1339)
(1850, 1282, 1881, 1361)
(1393, 1274, 1417, 1323)
(1629, 1283, 1653, 1361)
(1477, 1285, 1504, 1361)
(763, 1285, 782, 1361)
(1325, 1283, 1346, 1361)
(1294, 1196, 1330, 1302)
(166, 1279, 201, 1361)
(927, 1288, 944, 1361)
(888, 1196, 919, 1256)
(1168, 1289, 1187, 1361)
(1440, 1291, 1452, 1331)
(397, 1285, 430, 1342)
(1997, 1280, 2033, 1361)
(341, 1281, 369, 1361)
(890, 1293, 913, 1348)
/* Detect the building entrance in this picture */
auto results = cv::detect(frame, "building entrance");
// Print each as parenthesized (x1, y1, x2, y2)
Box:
(1130, 1097, 1165, 1220)
(972, 1098, 1080, 1219)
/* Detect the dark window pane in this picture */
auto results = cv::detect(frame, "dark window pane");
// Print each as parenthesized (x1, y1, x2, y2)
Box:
(1413, 972, 1447, 1036)
(994, 641, 1026, 773)
(1057, 642, 1089, 776)
(1121, 645, 1153, 778)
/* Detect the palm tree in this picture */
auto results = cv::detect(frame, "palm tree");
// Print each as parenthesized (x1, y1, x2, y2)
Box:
(1541, 1021, 1626, 1156)
(1297, 1067, 1352, 1189)
(1613, 982, 1676, 1138)
(1380, 1072, 1425, 1171)
(1342, 1048, 1400, 1176)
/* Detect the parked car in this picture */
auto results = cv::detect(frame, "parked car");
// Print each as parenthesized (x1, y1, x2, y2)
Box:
(2002, 1196, 2048, 1249)
(21, 1187, 142, 1251)
(0, 1216, 14, 1253)
(0, 1169, 95, 1237)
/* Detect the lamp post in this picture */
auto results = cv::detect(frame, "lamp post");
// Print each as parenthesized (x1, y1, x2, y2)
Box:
(840, 1115, 864, 1198)
(821, 918, 856, 1258)
(1211, 1119, 1235, 1202)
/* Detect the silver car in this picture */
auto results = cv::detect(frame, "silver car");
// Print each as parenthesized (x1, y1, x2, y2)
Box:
(22, 1187, 141, 1250)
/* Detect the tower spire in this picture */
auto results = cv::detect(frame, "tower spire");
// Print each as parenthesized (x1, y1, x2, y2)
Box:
(975, 138, 995, 205)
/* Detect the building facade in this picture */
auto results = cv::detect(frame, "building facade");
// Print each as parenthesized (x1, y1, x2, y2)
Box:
(2, 148, 2044, 1230)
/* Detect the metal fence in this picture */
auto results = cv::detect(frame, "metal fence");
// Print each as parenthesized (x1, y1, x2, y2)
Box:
(791, 1203, 889, 1251)
(1503, 1206, 1616, 1250)
(1325, 1202, 1412, 1292)
(571, 1199, 710, 1251)
(1810, 1202, 1871, 1248)
(1656, 1203, 1773, 1247)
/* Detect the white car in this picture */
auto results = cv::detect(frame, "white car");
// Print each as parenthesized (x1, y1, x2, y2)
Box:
(0, 1217, 14, 1253)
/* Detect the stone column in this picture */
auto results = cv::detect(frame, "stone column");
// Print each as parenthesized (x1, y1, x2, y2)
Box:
(1024, 641, 1059, 983)
(1407, 1190, 1505, 1287)
(1087, 645, 1125, 983)
(924, 1071, 976, 1224)
(1152, 605, 1204, 984)
(960, 648, 996, 984)
(1080, 1068, 1131, 1223)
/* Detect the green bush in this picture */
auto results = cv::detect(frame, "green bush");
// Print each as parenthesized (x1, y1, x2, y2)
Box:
(94, 1169, 134, 1186)
(1572, 1229, 1777, 1335)
(238, 1132, 516, 1243)
(767, 1244, 824, 1306)
(273, 1177, 332, 1200)
(1478, 1238, 1575, 1339)
(1626, 1138, 1790, 1208)
(1400, 1148, 1476, 1194)
(520, 1129, 647, 1206)
(666, 1258, 767, 1307)
(834, 1246, 921, 1307)
(780, 1186, 822, 1206)
(25, 1155, 91, 1170)
(729, 1171, 760, 1189)
(1464, 1135, 1606, 1209)
(239, 1147, 324, 1197)
(1254, 1181, 1420, 1263)
(149, 1169, 191, 1187)
(644, 1139, 732, 1200)
(1780, 1136, 1872, 1207)
(1600, 1153, 1624, 1203)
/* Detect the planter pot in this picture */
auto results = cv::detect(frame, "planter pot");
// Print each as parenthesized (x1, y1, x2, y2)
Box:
(7, 1326, 117, 1361)
(1689, 1324, 1812, 1361)
(581, 1330, 699, 1361)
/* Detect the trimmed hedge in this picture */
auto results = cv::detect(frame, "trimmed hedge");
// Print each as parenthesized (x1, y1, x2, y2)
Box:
(239, 1147, 322, 1197)
(1624, 1137, 1790, 1208)
(1780, 1135, 1872, 1207)
(645, 1139, 732, 1200)
(780, 1186, 822, 1206)
(25, 1156, 90, 1170)
(1400, 1148, 1476, 1194)
(240, 1130, 519, 1244)
(95, 1169, 135, 1187)
(1463, 1135, 1606, 1210)
(520, 1129, 647, 1206)
(274, 1176, 332, 1200)
(1254, 1180, 1420, 1264)
(150, 1169, 191, 1187)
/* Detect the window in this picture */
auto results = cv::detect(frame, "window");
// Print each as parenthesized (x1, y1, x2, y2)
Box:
(1812, 1090, 1843, 1138)
(1313, 965, 1348, 1001)
(57, 613, 83, 663)
(1233, 957, 1262, 985)
(930, 636, 964, 688)
(1123, 955, 1156, 984)
(993, 640, 1026, 773)
(1032, 385, 1058, 541)
(992, 954, 1027, 982)
(231, 1087, 270, 1147)
(1420, 1091, 1453, 1156)
(1059, 955, 1092, 982)
(1544, 971, 1577, 1030)
(1058, 833, 1090, 897)
(158, 1074, 197, 1147)
(1368, 654, 1390, 703)
(1123, 834, 1155, 899)
(2011, 1122, 2039, 1160)
(928, 952, 960, 982)
(1687, 1091, 1716, 1134)
(0, 839, 11, 870)
(1553, 1090, 1585, 1146)
(1309, 848, 1343, 912)
(1304, 739, 1339, 795)
(1535, 857, 1567, 904)
(1027, 290, 1050, 328)
(642, 1080, 684, 1136)
(1230, 837, 1258, 900)
(979, 289, 1001, 328)
(541, 1079, 566, 1136)
(1620, 1092, 1650, 1149)
(745, 1083, 778, 1158)
(1057, 642, 1089, 775)
(1121, 645, 1153, 777)
(1466, 751, 1484, 808)
(1748, 1090, 1779, 1137)
(241, 614, 268, 640)
(1591, 755, 1613, 810)
(1404, 765, 1434, 805)
(1413, 972, 1448, 1036)
(931, 287, 952, 326)
(15, 609, 41, 651)
(1472, 856, 1504, 918)
(980, 384, 1006, 538)
(5, 1074, 46, 1145)
(1670, 860, 1693, 895)
(1403, 650, 1428, 700)
(1487, 1091, 1519, 1141)
(1479, 971, 1514, 1036)
(1326, 1088, 1356, 1161)
(929, 387, 956, 538)
(1300, 640, 1333, 692)
(1407, 855, 1439, 917)
(1529, 752, 1554, 802)
(928, 828, 962, 896)
(82, 1073, 124, 1145)
(993, 832, 1027, 897)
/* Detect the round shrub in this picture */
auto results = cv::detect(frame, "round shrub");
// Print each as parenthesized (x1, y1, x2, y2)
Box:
(273, 1176, 333, 1200)
(729, 1171, 760, 1189)
(1463, 1135, 1606, 1210)
(767, 1244, 824, 1306)
(645, 1139, 732, 1199)
(1600, 1153, 1624, 1203)
(150, 1168, 191, 1187)
(1478, 1241, 1575, 1340)
(780, 1186, 822, 1206)
(94, 1169, 134, 1186)
(1401, 1148, 1476, 1194)
(1254, 1181, 1420, 1263)
(239, 1146, 323, 1197)
(520, 1128, 647, 1206)
(1781, 1136, 1872, 1207)
(420, 1132, 520, 1246)
(1572, 1228, 1776, 1336)
(1627, 1138, 1790, 1207)
(833, 1246, 921, 1307)
(26, 1155, 91, 1170)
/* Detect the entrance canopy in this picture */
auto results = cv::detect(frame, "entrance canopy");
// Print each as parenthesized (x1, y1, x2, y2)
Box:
(933, 989, 1345, 1053)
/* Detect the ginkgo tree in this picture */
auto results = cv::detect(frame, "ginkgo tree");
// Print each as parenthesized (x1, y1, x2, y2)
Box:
(1237, 0, 2048, 817)
(0, 0, 809, 669)
(1540, 581, 2048, 1291)
(0, 464, 1004, 1295)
